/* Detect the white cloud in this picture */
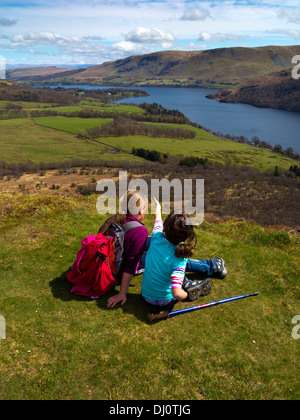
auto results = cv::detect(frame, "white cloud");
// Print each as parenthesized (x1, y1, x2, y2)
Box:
(268, 28, 300, 40)
(167, 42, 207, 52)
(112, 41, 143, 53)
(277, 7, 300, 24)
(198, 32, 247, 42)
(83, 36, 103, 41)
(60, 40, 156, 64)
(3, 1, 300, 66)
(11, 32, 82, 48)
(124, 27, 175, 45)
(27, 49, 50, 55)
(181, 8, 211, 21)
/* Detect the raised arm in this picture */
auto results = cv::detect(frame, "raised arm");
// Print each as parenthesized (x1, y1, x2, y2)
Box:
(153, 197, 161, 220)
(150, 197, 163, 236)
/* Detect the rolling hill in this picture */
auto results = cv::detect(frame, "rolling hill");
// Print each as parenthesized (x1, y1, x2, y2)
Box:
(206, 69, 300, 111)
(7, 45, 300, 88)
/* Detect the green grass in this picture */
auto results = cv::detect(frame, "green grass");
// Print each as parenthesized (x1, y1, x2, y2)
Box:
(1, 100, 297, 171)
(79, 101, 146, 114)
(31, 117, 296, 171)
(97, 129, 295, 172)
(0, 118, 143, 164)
(33, 116, 113, 134)
(0, 191, 299, 400)
(0, 101, 54, 110)
(31, 103, 145, 115)
(34, 105, 86, 113)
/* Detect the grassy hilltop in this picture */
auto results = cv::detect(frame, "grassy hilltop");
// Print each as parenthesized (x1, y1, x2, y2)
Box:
(0, 82, 300, 400)
(7, 45, 300, 88)
(0, 190, 299, 400)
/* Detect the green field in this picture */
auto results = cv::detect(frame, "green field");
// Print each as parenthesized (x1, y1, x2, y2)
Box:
(0, 88, 297, 171)
(0, 118, 142, 163)
(32, 116, 297, 171)
(0, 100, 52, 110)
(79, 102, 146, 114)
(34, 116, 113, 134)
(32, 102, 146, 115)
(0, 191, 299, 399)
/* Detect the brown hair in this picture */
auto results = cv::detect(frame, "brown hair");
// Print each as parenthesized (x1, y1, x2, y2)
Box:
(99, 213, 126, 235)
(99, 190, 147, 235)
(163, 211, 197, 258)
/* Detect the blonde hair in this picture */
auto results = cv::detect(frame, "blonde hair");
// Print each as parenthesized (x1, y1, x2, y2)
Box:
(120, 189, 148, 216)
(99, 190, 147, 234)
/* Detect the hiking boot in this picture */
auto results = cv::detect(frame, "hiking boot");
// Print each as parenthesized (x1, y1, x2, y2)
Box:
(210, 257, 228, 279)
(182, 277, 212, 301)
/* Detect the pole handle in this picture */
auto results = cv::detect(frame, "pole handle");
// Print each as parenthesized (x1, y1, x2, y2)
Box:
(147, 311, 170, 323)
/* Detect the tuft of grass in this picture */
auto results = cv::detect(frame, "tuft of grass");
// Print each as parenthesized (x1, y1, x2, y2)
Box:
(0, 191, 299, 400)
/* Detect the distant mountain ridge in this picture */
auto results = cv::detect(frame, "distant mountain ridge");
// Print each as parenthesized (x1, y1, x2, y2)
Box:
(7, 45, 300, 88)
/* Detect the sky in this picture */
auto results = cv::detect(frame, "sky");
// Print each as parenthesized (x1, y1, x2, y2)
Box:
(1, 0, 300, 68)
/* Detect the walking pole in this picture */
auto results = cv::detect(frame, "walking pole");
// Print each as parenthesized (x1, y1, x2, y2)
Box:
(148, 292, 259, 322)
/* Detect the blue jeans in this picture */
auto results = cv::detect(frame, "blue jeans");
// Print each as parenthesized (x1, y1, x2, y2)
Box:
(185, 258, 214, 277)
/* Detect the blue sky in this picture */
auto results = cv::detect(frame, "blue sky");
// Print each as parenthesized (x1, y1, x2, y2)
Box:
(1, 0, 300, 68)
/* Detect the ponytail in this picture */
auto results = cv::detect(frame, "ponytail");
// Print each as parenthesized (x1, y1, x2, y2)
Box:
(175, 242, 195, 259)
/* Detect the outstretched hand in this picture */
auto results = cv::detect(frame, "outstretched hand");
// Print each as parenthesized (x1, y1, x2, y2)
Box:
(107, 293, 127, 308)
(153, 196, 161, 218)
(107, 272, 132, 308)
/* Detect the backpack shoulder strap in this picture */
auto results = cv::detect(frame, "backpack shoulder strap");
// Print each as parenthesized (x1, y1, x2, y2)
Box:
(122, 221, 143, 233)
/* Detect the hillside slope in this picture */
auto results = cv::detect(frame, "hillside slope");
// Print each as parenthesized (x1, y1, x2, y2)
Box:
(0, 190, 299, 399)
(207, 69, 300, 111)
(7, 45, 300, 87)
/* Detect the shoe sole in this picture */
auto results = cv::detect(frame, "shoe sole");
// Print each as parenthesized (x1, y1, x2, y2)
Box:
(187, 278, 212, 301)
(218, 267, 228, 279)
(212, 258, 228, 279)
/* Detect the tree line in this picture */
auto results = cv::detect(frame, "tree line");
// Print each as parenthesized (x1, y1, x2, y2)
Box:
(194, 123, 300, 162)
(77, 116, 196, 140)
(132, 147, 169, 163)
(0, 83, 80, 105)
(290, 165, 300, 177)
(179, 156, 209, 167)
(0, 83, 147, 105)
(0, 158, 147, 179)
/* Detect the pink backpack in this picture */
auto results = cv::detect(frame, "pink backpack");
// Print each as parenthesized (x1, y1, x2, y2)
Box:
(66, 233, 116, 298)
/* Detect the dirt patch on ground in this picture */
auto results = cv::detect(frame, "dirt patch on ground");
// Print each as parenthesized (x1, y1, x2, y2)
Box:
(0, 168, 118, 194)
(1, 168, 299, 235)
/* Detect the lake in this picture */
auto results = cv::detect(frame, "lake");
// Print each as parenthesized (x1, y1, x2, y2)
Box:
(49, 85, 300, 153)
